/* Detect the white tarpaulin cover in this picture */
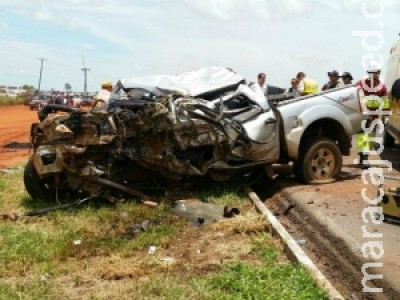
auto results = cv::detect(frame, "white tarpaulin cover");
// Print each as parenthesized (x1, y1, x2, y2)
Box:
(119, 66, 244, 97)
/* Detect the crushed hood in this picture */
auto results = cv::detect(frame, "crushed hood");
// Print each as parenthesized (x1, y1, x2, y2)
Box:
(118, 66, 245, 97)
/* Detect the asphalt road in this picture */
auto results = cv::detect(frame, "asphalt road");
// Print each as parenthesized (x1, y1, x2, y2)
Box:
(259, 139, 400, 300)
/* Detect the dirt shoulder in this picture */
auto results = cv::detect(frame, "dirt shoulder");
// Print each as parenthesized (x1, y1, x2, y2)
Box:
(0, 105, 37, 168)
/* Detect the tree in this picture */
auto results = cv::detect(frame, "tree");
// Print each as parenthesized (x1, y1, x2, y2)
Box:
(22, 84, 35, 90)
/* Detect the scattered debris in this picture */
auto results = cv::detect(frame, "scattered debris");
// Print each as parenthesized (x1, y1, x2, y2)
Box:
(73, 240, 82, 245)
(160, 256, 175, 264)
(0, 194, 101, 221)
(119, 211, 129, 219)
(24, 193, 100, 216)
(174, 199, 240, 226)
(283, 202, 295, 215)
(130, 219, 150, 232)
(141, 219, 150, 231)
(142, 200, 158, 208)
(296, 239, 307, 246)
(0, 211, 20, 221)
(148, 246, 156, 254)
(197, 217, 205, 225)
(223, 206, 240, 218)
(39, 273, 50, 282)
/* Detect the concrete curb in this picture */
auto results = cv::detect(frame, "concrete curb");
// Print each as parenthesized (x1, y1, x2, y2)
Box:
(246, 187, 344, 300)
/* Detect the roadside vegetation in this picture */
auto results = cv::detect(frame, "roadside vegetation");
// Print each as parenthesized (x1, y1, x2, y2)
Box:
(0, 170, 327, 299)
(0, 95, 25, 106)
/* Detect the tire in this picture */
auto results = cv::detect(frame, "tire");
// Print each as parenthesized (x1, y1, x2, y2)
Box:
(295, 138, 342, 184)
(383, 126, 395, 148)
(24, 158, 53, 201)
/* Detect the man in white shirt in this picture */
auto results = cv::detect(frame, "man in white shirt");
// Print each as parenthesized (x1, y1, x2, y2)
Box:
(95, 80, 113, 107)
(255, 73, 268, 96)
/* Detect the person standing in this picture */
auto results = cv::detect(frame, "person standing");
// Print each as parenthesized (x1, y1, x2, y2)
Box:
(322, 70, 341, 91)
(356, 64, 389, 169)
(55, 92, 64, 105)
(340, 72, 353, 85)
(254, 73, 268, 96)
(296, 72, 318, 96)
(285, 78, 299, 97)
(95, 80, 113, 106)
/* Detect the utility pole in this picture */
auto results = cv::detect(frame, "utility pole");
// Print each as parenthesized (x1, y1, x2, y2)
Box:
(81, 67, 90, 95)
(38, 58, 46, 93)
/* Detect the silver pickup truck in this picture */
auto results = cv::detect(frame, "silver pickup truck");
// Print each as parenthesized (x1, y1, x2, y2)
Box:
(275, 86, 364, 183)
(24, 67, 365, 201)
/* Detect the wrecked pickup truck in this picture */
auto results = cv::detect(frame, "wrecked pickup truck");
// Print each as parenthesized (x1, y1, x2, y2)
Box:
(24, 66, 365, 202)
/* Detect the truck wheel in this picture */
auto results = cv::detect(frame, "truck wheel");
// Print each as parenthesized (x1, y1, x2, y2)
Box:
(383, 126, 395, 148)
(24, 158, 52, 201)
(295, 138, 342, 184)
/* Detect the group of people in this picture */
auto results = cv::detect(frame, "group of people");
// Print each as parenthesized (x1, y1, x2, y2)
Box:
(254, 70, 354, 98)
(254, 64, 390, 169)
(52, 92, 68, 105)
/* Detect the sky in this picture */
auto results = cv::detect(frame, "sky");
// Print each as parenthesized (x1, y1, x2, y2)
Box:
(0, 0, 399, 92)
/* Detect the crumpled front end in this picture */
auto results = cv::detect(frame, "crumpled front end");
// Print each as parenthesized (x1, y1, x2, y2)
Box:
(31, 91, 279, 184)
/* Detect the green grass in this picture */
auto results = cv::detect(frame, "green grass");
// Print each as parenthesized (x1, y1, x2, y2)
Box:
(0, 178, 6, 190)
(191, 238, 328, 300)
(192, 261, 327, 300)
(0, 169, 185, 273)
(0, 95, 24, 106)
(0, 224, 74, 264)
(0, 169, 327, 299)
(135, 234, 327, 300)
(193, 177, 248, 207)
(0, 280, 57, 300)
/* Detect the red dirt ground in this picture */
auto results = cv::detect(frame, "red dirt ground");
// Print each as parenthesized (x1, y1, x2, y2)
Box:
(0, 105, 38, 168)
